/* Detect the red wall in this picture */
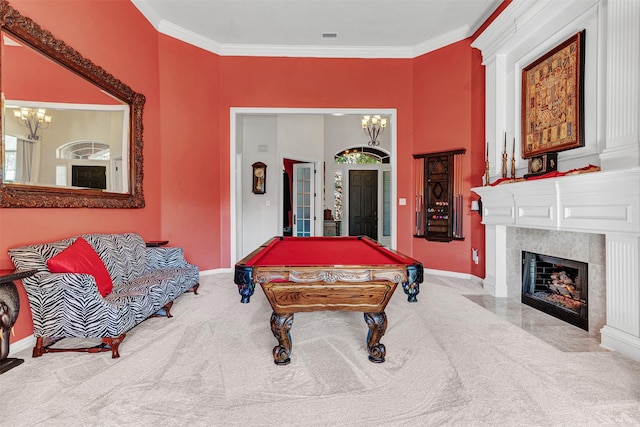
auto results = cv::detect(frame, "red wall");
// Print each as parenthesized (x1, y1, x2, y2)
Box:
(2, 0, 499, 345)
(411, 40, 485, 275)
(4, 38, 119, 104)
(156, 35, 222, 267)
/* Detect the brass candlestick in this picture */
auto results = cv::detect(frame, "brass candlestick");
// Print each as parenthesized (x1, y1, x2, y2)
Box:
(484, 160, 490, 186)
(511, 137, 516, 179)
(501, 152, 508, 178)
(484, 142, 491, 186)
(501, 131, 507, 178)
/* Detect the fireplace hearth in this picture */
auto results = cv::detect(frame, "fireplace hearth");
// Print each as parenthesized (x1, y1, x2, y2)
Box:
(521, 252, 588, 330)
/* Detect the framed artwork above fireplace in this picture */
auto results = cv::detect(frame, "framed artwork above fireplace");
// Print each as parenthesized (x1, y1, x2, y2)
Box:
(521, 30, 585, 158)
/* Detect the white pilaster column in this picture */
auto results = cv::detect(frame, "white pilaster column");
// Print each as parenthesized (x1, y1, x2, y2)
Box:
(483, 224, 509, 297)
(600, 233, 640, 361)
(600, 0, 640, 170)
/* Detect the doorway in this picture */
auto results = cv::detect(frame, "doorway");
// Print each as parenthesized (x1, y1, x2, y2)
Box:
(349, 170, 378, 240)
(283, 159, 316, 237)
(230, 108, 397, 263)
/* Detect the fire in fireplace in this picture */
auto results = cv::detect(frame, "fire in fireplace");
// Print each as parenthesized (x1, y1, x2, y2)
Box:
(521, 252, 588, 330)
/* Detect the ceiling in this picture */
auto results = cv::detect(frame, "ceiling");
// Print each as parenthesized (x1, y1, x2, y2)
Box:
(131, 0, 502, 58)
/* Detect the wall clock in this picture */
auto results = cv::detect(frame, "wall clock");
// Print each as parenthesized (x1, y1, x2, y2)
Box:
(252, 162, 267, 194)
(524, 153, 557, 178)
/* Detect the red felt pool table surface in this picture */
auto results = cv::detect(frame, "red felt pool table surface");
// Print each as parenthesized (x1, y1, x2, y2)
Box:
(242, 236, 415, 267)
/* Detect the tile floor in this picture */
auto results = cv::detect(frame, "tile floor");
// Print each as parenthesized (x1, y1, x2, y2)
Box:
(466, 294, 606, 353)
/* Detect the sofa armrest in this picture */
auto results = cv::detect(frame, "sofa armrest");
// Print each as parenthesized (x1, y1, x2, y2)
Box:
(26, 272, 110, 337)
(145, 246, 194, 271)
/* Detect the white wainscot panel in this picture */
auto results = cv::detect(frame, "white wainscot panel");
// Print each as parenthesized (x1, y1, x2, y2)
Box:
(558, 170, 640, 234)
(512, 181, 557, 229)
(483, 205, 515, 225)
(475, 188, 515, 225)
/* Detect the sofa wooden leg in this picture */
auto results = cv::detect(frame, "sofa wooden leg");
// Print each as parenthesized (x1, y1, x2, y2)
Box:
(163, 301, 174, 318)
(149, 301, 174, 318)
(151, 301, 174, 318)
(32, 337, 45, 358)
(102, 333, 126, 358)
(188, 283, 200, 295)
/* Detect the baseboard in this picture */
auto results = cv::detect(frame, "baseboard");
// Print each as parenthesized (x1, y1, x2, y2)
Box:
(424, 268, 484, 285)
(600, 325, 640, 362)
(9, 335, 35, 357)
(199, 267, 233, 277)
(469, 274, 484, 285)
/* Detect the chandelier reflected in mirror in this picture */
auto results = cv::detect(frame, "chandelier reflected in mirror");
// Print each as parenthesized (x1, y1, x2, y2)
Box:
(13, 107, 52, 141)
(361, 115, 387, 146)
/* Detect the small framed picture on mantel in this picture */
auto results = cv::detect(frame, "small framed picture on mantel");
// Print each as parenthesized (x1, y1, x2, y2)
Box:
(252, 162, 267, 194)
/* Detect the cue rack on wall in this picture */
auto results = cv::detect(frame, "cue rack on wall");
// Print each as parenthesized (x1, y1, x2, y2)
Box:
(413, 149, 466, 242)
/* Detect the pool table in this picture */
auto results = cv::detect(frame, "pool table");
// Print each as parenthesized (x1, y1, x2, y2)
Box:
(234, 236, 423, 365)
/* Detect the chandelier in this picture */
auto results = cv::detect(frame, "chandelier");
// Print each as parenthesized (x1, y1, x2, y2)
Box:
(361, 115, 387, 146)
(13, 107, 52, 140)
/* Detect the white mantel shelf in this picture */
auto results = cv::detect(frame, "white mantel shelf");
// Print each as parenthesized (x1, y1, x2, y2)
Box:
(472, 168, 640, 235)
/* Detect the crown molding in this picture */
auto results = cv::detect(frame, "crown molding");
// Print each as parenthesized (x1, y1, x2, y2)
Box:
(412, 25, 472, 58)
(472, 0, 599, 63)
(217, 43, 414, 59)
(157, 19, 226, 54)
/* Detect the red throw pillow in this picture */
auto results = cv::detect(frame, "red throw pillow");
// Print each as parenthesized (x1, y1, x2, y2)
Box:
(47, 237, 113, 297)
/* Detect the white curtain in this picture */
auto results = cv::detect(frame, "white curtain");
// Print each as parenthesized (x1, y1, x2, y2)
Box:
(15, 138, 41, 183)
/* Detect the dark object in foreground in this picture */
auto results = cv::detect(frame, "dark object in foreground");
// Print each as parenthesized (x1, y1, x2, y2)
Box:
(0, 269, 37, 374)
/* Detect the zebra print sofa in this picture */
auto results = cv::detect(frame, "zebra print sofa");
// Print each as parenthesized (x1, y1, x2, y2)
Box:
(8, 233, 199, 358)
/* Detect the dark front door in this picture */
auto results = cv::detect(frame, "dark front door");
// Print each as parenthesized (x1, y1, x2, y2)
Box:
(72, 165, 107, 190)
(349, 170, 378, 240)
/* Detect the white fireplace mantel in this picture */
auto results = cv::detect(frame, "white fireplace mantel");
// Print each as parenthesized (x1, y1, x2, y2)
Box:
(473, 168, 640, 235)
(472, 0, 640, 360)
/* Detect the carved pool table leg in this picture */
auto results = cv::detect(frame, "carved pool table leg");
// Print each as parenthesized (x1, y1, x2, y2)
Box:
(402, 282, 420, 302)
(270, 312, 294, 365)
(364, 312, 387, 363)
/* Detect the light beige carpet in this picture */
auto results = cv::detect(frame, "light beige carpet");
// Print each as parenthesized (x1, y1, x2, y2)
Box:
(2, 273, 639, 426)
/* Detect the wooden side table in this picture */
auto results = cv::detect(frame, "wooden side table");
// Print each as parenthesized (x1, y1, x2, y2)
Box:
(0, 269, 37, 375)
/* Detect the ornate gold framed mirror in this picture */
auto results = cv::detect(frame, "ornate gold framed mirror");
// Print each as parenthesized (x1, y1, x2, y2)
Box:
(0, 0, 145, 208)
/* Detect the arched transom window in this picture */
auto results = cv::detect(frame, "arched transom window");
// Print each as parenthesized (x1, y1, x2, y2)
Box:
(334, 146, 389, 164)
(57, 140, 110, 160)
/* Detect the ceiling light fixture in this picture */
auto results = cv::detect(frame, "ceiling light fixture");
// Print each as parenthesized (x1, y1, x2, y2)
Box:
(13, 107, 52, 141)
(361, 115, 387, 146)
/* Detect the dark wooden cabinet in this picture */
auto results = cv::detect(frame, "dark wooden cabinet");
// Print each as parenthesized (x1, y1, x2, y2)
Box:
(414, 149, 465, 242)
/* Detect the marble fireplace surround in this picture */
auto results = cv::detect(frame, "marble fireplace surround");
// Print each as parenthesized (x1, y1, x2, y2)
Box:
(510, 228, 605, 337)
(473, 168, 640, 361)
